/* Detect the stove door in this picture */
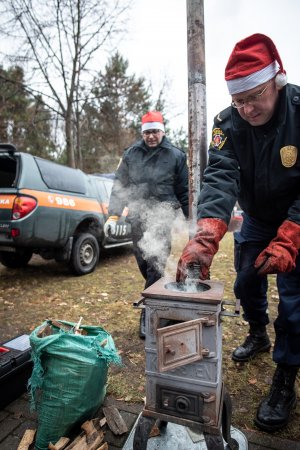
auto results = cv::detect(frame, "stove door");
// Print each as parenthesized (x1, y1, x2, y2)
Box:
(157, 318, 209, 372)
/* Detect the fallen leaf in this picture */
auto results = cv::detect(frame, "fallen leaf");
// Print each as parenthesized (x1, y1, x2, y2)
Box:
(149, 424, 161, 437)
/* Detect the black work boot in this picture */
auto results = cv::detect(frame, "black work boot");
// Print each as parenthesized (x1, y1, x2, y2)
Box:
(255, 364, 298, 432)
(139, 309, 146, 339)
(232, 323, 271, 362)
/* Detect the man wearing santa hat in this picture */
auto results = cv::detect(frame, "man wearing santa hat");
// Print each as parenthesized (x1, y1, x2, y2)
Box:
(104, 111, 189, 338)
(177, 33, 300, 432)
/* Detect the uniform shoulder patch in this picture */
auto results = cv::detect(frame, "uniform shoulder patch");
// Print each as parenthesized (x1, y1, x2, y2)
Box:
(280, 145, 298, 167)
(210, 127, 227, 150)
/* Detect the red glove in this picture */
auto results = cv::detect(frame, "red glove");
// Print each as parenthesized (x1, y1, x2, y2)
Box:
(176, 218, 227, 281)
(254, 220, 300, 275)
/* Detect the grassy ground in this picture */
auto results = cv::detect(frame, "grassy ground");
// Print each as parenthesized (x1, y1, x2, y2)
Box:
(0, 229, 299, 440)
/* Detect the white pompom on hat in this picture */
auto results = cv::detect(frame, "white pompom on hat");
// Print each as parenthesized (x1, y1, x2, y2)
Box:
(141, 111, 165, 132)
(225, 33, 287, 95)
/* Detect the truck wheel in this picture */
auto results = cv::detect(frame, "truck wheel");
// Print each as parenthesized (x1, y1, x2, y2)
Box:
(70, 233, 99, 275)
(0, 250, 33, 268)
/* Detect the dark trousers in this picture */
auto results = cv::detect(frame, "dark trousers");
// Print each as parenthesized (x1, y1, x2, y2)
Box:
(233, 214, 300, 366)
(131, 222, 172, 289)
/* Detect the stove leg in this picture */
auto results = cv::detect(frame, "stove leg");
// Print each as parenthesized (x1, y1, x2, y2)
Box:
(203, 431, 225, 450)
(156, 419, 168, 433)
(133, 415, 156, 450)
(222, 388, 239, 450)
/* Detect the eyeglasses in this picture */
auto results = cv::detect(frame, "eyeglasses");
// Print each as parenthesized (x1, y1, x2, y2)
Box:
(143, 129, 161, 136)
(231, 81, 271, 109)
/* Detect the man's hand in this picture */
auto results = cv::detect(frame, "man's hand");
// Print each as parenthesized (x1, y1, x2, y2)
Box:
(255, 220, 300, 275)
(104, 216, 119, 237)
(176, 240, 214, 281)
(176, 218, 227, 282)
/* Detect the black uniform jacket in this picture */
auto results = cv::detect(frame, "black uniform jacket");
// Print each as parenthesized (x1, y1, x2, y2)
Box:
(198, 83, 300, 227)
(108, 136, 189, 221)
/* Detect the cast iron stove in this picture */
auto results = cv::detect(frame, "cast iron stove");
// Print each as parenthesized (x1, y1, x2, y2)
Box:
(133, 277, 242, 450)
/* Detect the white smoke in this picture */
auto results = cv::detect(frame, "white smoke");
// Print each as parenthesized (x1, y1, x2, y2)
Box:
(136, 201, 190, 279)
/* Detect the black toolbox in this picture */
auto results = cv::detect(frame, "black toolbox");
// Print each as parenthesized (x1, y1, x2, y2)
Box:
(0, 335, 33, 409)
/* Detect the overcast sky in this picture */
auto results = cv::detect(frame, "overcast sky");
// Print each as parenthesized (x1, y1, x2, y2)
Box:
(118, 0, 300, 134)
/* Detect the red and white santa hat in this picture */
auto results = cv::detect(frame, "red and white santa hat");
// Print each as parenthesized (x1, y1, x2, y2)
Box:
(225, 33, 287, 95)
(141, 111, 165, 132)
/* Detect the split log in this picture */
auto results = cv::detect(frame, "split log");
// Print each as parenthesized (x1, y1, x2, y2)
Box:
(99, 339, 107, 347)
(81, 420, 101, 445)
(67, 421, 104, 450)
(36, 323, 53, 337)
(53, 418, 106, 450)
(99, 417, 106, 428)
(48, 319, 73, 331)
(48, 437, 70, 449)
(64, 434, 83, 450)
(102, 406, 128, 435)
(70, 434, 104, 450)
(95, 444, 108, 450)
(17, 429, 36, 450)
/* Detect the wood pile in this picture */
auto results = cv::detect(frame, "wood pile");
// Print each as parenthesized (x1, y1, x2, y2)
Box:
(17, 406, 128, 450)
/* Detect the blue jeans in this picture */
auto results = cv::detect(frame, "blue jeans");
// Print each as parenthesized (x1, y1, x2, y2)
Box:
(234, 214, 300, 365)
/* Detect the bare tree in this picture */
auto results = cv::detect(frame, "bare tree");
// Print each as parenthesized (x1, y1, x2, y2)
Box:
(0, 0, 130, 167)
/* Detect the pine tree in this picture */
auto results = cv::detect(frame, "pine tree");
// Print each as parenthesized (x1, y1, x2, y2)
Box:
(0, 66, 55, 157)
(81, 52, 151, 173)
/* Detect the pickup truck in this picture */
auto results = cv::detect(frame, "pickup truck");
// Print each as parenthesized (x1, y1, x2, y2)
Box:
(0, 144, 131, 275)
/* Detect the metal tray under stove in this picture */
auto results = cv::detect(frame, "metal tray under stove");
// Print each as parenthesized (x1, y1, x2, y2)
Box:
(122, 414, 248, 450)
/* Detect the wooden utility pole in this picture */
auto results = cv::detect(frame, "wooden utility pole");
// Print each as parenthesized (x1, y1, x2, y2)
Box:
(186, 0, 207, 224)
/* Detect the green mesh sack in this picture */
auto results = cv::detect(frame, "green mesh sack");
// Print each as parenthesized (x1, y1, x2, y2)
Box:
(29, 319, 121, 450)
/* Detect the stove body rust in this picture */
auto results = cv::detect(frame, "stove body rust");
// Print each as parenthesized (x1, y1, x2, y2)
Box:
(142, 276, 225, 429)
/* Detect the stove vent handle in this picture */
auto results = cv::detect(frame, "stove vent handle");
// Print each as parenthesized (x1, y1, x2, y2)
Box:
(132, 297, 145, 308)
(221, 299, 240, 317)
